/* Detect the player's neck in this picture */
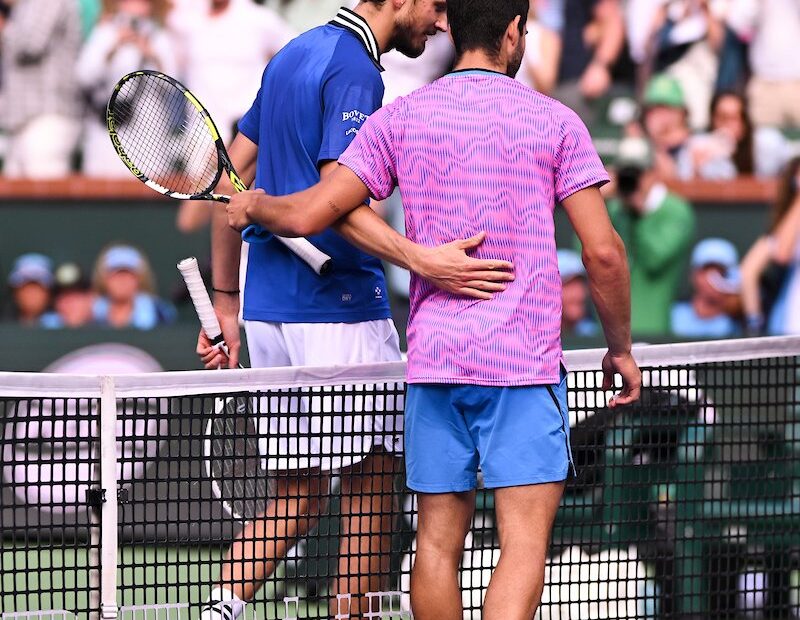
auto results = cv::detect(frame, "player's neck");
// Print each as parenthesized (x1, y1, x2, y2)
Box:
(452, 50, 508, 76)
(353, 1, 392, 54)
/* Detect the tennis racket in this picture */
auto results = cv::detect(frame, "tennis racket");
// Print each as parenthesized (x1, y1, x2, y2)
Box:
(109, 70, 332, 276)
(177, 257, 269, 520)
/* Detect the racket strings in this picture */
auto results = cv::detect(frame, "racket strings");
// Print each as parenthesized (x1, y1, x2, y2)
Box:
(208, 397, 270, 520)
(110, 75, 219, 196)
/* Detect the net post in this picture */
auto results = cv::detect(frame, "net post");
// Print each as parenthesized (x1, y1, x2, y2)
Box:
(100, 376, 120, 620)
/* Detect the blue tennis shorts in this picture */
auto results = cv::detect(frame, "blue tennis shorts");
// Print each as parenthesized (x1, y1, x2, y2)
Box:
(404, 369, 573, 492)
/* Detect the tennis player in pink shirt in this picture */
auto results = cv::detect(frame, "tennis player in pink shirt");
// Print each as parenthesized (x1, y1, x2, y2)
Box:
(226, 1, 641, 617)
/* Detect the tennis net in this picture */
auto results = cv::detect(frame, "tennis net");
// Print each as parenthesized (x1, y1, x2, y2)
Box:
(2, 336, 800, 619)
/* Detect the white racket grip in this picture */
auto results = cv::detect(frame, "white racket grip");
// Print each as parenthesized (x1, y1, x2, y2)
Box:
(275, 236, 332, 275)
(177, 257, 225, 348)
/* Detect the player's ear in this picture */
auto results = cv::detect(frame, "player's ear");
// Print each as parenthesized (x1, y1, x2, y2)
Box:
(505, 15, 522, 51)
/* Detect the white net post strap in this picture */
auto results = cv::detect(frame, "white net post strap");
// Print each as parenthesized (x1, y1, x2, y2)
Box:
(89, 376, 119, 620)
(363, 591, 408, 619)
(334, 594, 352, 620)
(282, 597, 300, 620)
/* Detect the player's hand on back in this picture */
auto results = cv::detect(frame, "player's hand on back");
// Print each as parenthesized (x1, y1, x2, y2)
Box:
(601, 350, 641, 408)
(416, 231, 515, 300)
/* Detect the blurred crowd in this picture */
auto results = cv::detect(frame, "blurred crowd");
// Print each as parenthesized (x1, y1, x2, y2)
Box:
(1, 0, 800, 338)
(6, 244, 176, 329)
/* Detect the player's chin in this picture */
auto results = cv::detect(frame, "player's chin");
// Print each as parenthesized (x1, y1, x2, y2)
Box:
(398, 39, 426, 58)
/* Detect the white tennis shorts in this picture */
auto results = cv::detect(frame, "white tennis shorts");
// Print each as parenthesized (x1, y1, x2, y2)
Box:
(244, 319, 404, 471)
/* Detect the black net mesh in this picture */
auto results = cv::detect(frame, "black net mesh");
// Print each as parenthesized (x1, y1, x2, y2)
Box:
(3, 349, 800, 619)
(109, 73, 220, 197)
(0, 397, 101, 618)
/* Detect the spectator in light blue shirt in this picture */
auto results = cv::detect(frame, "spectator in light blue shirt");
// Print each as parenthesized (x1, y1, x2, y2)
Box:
(91, 244, 176, 330)
(558, 248, 599, 337)
(671, 238, 742, 339)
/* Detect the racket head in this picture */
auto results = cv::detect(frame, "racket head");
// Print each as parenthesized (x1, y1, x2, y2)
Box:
(107, 70, 234, 200)
(204, 393, 272, 521)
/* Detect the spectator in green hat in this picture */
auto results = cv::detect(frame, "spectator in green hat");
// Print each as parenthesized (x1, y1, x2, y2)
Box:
(639, 73, 692, 180)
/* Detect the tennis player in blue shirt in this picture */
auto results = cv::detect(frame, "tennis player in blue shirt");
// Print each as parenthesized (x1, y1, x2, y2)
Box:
(197, 2, 514, 618)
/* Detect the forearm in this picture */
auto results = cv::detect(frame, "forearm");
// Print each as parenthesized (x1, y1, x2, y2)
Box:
(333, 205, 422, 271)
(593, 0, 625, 67)
(246, 190, 322, 237)
(705, 10, 725, 51)
(771, 199, 800, 264)
(244, 165, 371, 237)
(532, 32, 562, 94)
(584, 235, 632, 353)
(211, 204, 242, 291)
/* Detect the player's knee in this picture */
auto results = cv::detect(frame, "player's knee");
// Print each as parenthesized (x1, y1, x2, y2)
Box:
(415, 529, 466, 568)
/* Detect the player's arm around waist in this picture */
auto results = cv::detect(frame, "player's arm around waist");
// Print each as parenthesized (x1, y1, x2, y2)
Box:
(227, 165, 372, 237)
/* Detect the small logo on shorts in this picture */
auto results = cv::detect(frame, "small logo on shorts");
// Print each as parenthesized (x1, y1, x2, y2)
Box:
(342, 293, 352, 302)
(374, 286, 384, 300)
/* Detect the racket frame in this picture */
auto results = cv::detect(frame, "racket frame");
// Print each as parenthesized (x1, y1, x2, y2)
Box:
(109, 70, 332, 275)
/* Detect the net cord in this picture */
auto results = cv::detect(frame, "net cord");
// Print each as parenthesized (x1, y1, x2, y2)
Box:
(1, 336, 799, 399)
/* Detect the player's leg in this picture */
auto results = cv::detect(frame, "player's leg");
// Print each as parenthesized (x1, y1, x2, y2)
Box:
(481, 482, 564, 620)
(219, 473, 330, 598)
(404, 384, 480, 620)
(332, 450, 400, 616)
(410, 490, 475, 620)
(295, 319, 404, 615)
(469, 369, 573, 619)
(201, 321, 305, 619)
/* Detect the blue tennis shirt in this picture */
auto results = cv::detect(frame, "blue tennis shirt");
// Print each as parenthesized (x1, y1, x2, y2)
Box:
(237, 7, 391, 324)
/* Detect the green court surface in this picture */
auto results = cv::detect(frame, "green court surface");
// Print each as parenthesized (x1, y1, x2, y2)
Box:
(0, 546, 344, 619)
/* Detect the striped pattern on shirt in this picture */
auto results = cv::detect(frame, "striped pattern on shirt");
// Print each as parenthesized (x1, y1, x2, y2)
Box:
(340, 71, 610, 386)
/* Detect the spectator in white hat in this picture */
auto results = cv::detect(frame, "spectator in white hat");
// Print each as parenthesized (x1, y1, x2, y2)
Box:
(47, 262, 95, 329)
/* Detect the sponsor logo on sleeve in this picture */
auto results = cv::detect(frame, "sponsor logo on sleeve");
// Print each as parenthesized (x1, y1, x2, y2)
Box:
(342, 109, 369, 137)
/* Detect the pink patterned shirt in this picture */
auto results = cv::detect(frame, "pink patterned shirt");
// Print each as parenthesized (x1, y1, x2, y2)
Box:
(339, 70, 609, 385)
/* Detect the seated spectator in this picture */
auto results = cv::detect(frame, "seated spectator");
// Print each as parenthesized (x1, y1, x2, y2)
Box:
(1, 0, 82, 178)
(606, 136, 696, 335)
(557, 249, 598, 337)
(7, 253, 59, 326)
(726, 0, 800, 129)
(680, 91, 791, 180)
(46, 262, 95, 328)
(76, 0, 177, 177)
(671, 238, 742, 338)
(631, 0, 724, 130)
(517, 0, 563, 94)
(740, 157, 800, 335)
(172, 0, 294, 240)
(259, 0, 344, 33)
(553, 0, 626, 126)
(638, 73, 692, 180)
(91, 244, 177, 330)
(169, 0, 294, 146)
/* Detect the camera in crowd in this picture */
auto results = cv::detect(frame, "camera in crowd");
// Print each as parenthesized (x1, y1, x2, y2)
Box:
(614, 137, 654, 202)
